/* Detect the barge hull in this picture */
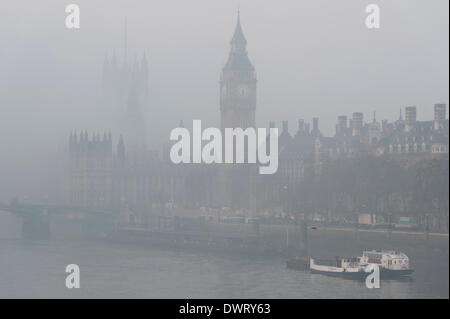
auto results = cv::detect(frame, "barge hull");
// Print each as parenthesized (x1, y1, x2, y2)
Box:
(310, 268, 414, 280)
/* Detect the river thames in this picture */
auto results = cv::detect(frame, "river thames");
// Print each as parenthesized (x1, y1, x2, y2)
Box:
(0, 238, 448, 299)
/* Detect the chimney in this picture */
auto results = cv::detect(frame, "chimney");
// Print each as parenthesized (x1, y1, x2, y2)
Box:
(337, 115, 347, 136)
(352, 112, 363, 137)
(405, 106, 416, 132)
(434, 103, 446, 130)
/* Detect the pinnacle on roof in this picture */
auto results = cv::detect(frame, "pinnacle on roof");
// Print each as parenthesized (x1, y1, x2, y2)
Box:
(231, 11, 247, 44)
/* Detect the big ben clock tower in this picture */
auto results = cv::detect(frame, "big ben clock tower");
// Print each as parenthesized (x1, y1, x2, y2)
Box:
(220, 12, 256, 131)
(216, 12, 257, 209)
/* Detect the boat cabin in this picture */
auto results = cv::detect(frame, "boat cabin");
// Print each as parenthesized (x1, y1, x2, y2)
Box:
(360, 250, 410, 270)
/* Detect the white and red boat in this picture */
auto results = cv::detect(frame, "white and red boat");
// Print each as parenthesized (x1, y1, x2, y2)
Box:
(358, 249, 414, 278)
(309, 249, 414, 279)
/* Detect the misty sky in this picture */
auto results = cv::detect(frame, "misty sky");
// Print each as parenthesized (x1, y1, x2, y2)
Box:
(0, 0, 448, 202)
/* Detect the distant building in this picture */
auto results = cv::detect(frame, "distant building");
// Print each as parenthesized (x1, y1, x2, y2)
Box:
(379, 104, 449, 161)
(68, 16, 449, 222)
(312, 104, 449, 170)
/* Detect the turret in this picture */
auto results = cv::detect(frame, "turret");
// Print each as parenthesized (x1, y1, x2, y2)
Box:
(311, 117, 320, 137)
(296, 119, 305, 137)
(117, 134, 126, 165)
(279, 120, 292, 146)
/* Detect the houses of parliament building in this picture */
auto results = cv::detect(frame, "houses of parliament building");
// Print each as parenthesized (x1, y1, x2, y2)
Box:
(68, 14, 449, 222)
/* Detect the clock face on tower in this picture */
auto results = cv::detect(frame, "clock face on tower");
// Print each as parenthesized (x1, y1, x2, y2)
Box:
(237, 84, 249, 97)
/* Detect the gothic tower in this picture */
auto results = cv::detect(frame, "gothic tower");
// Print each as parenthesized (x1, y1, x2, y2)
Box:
(217, 12, 257, 209)
(101, 21, 149, 151)
(220, 12, 256, 131)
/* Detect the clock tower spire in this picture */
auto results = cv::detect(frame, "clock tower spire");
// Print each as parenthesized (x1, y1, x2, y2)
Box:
(216, 12, 257, 210)
(220, 12, 256, 131)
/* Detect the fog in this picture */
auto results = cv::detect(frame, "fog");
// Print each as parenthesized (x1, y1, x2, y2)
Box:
(0, 0, 448, 202)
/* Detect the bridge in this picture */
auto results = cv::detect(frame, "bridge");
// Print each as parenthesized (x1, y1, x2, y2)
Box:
(0, 201, 121, 239)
